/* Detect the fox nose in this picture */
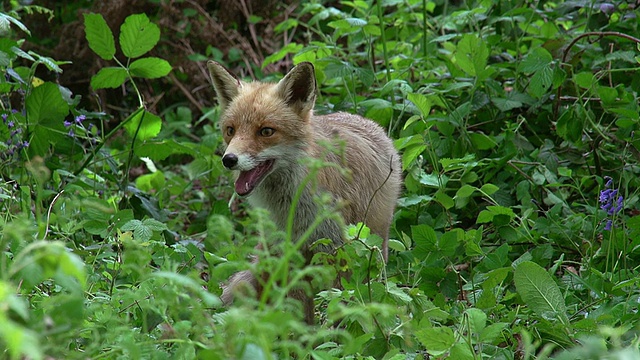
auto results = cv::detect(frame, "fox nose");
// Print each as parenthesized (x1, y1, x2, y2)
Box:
(222, 153, 238, 169)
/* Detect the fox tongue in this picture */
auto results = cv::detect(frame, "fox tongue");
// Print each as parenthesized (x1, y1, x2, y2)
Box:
(235, 160, 274, 196)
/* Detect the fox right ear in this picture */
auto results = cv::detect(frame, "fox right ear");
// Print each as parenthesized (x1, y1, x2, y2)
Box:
(207, 61, 241, 111)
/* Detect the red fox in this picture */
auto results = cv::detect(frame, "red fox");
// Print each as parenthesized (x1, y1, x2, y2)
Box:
(207, 61, 402, 322)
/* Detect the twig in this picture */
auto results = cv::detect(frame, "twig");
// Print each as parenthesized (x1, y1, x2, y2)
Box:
(553, 31, 640, 119)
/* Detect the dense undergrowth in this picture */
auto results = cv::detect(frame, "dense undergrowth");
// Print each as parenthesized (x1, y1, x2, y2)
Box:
(1, 0, 640, 359)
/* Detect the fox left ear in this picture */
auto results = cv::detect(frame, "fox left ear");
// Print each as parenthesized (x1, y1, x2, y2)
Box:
(276, 62, 318, 117)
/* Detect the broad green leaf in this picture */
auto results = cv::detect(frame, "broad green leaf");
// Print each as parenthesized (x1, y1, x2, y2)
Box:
(529, 65, 553, 98)
(407, 92, 432, 116)
(456, 184, 477, 199)
(90, 67, 128, 89)
(465, 308, 487, 333)
(477, 205, 515, 224)
(574, 72, 595, 89)
(480, 183, 499, 195)
(521, 47, 553, 73)
(83, 13, 115, 60)
(514, 261, 569, 324)
(416, 326, 455, 353)
(124, 110, 162, 141)
(412, 224, 437, 258)
(130, 57, 172, 78)
(119, 13, 160, 58)
(25, 82, 69, 156)
(455, 34, 488, 77)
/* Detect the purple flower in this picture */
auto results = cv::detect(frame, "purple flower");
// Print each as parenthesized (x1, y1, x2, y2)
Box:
(604, 219, 613, 231)
(1, 113, 7, 122)
(75, 114, 86, 124)
(64, 120, 73, 127)
(68, 129, 75, 138)
(7, 121, 14, 128)
(599, 177, 623, 230)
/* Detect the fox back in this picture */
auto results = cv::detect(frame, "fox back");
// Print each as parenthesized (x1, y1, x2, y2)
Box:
(208, 61, 401, 319)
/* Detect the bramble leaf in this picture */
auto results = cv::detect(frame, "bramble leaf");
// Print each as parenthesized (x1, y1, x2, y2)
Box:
(130, 57, 172, 78)
(119, 14, 160, 58)
(83, 13, 115, 60)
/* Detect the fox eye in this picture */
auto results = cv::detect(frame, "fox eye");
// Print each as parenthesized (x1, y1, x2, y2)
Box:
(226, 126, 235, 137)
(259, 127, 275, 137)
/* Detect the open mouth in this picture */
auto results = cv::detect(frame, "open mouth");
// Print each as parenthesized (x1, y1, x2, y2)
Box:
(235, 159, 275, 196)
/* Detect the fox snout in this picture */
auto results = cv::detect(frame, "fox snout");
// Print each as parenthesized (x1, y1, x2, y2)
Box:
(222, 153, 238, 169)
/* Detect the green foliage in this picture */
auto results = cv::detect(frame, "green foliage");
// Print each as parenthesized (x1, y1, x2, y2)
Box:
(1, 0, 640, 359)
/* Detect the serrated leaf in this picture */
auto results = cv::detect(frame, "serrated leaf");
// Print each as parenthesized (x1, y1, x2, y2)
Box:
(412, 224, 437, 258)
(142, 218, 168, 231)
(119, 13, 160, 58)
(514, 261, 569, 324)
(83, 13, 115, 60)
(90, 67, 128, 89)
(416, 326, 455, 353)
(529, 65, 553, 98)
(124, 110, 162, 141)
(455, 34, 488, 76)
(521, 47, 552, 73)
(130, 57, 172, 78)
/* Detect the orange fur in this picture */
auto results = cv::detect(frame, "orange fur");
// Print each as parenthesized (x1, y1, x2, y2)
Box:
(208, 61, 402, 323)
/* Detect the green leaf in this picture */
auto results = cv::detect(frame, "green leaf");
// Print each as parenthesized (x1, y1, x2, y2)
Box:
(521, 47, 553, 73)
(119, 13, 160, 58)
(574, 72, 595, 89)
(455, 34, 488, 77)
(412, 224, 437, 258)
(83, 13, 115, 60)
(121, 219, 165, 242)
(415, 326, 455, 354)
(130, 57, 172, 78)
(480, 183, 499, 195)
(407, 92, 432, 116)
(477, 205, 515, 224)
(262, 42, 303, 68)
(465, 308, 487, 333)
(469, 132, 498, 150)
(90, 67, 128, 89)
(514, 261, 569, 324)
(134, 139, 197, 161)
(124, 110, 162, 141)
(26, 82, 69, 156)
(455, 184, 477, 199)
(529, 65, 553, 99)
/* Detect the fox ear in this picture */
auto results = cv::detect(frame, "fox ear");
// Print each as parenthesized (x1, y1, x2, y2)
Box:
(207, 61, 241, 111)
(276, 62, 317, 117)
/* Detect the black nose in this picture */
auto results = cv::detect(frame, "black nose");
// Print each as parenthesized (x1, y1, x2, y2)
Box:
(222, 153, 238, 169)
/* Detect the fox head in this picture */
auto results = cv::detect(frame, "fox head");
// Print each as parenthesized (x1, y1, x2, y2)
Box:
(207, 61, 318, 196)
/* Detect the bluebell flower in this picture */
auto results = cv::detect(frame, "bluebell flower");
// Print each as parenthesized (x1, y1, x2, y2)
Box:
(64, 120, 73, 127)
(68, 129, 75, 138)
(75, 114, 86, 124)
(599, 177, 623, 230)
